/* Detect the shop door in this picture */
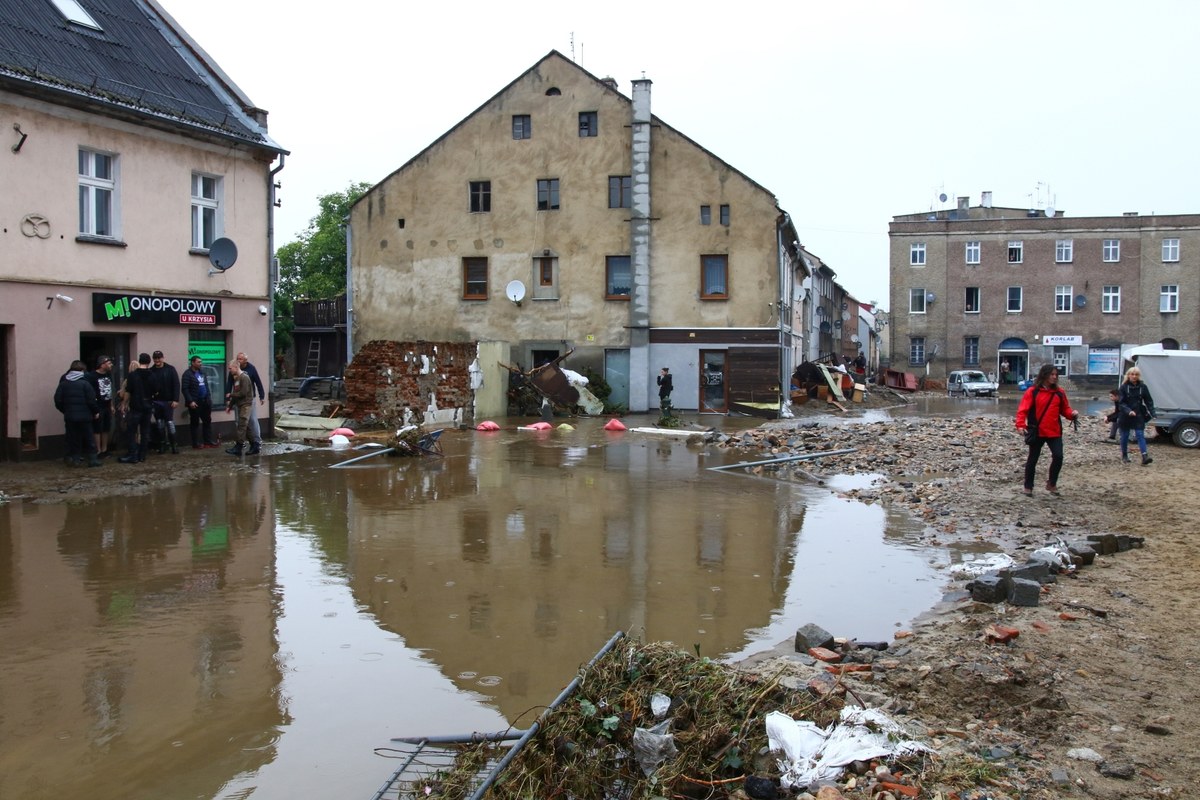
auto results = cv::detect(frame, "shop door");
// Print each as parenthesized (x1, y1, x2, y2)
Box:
(699, 350, 727, 413)
(604, 349, 629, 410)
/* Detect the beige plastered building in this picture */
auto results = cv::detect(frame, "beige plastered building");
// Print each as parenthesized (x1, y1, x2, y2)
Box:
(350, 51, 807, 416)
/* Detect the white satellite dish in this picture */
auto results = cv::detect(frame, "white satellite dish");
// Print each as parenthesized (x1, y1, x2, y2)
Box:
(1045, 205, 1056, 217)
(505, 280, 526, 305)
(841, 310, 851, 321)
(851, 334, 861, 344)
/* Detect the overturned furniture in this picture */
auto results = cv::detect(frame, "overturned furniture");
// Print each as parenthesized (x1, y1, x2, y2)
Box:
(500, 350, 604, 416)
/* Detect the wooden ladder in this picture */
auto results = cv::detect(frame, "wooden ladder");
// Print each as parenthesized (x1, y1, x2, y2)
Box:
(304, 339, 321, 376)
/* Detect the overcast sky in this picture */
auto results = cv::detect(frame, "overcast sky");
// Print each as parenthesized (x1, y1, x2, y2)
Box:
(160, 1, 1200, 309)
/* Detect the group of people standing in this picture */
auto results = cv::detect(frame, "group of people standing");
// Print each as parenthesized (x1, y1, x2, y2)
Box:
(54, 351, 266, 465)
(1016, 363, 1155, 497)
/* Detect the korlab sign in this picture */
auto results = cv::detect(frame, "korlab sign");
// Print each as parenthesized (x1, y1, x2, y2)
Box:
(93, 292, 222, 326)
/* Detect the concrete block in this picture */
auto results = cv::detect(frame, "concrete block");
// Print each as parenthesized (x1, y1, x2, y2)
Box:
(795, 623, 835, 653)
(1115, 535, 1131, 552)
(1008, 577, 1041, 607)
(1002, 560, 1053, 585)
(968, 573, 1008, 603)
(1067, 542, 1096, 566)
(1087, 534, 1118, 555)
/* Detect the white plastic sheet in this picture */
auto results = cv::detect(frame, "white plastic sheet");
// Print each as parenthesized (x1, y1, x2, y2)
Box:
(765, 707, 932, 789)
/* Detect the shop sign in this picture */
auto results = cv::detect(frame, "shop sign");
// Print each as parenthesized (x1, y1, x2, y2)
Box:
(1042, 335, 1082, 346)
(1088, 347, 1121, 375)
(93, 292, 221, 326)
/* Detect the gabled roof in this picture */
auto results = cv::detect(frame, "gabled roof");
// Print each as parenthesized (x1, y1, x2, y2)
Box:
(363, 50, 777, 205)
(0, 0, 285, 153)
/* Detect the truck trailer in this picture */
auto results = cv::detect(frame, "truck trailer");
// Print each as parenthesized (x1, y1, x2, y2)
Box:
(1124, 345, 1200, 448)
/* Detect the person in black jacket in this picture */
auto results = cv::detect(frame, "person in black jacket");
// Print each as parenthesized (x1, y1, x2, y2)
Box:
(119, 353, 154, 463)
(656, 367, 673, 406)
(83, 354, 116, 457)
(1118, 366, 1156, 465)
(54, 360, 101, 467)
(148, 350, 181, 454)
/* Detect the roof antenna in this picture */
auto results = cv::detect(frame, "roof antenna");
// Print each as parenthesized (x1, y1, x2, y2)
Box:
(570, 32, 575, 62)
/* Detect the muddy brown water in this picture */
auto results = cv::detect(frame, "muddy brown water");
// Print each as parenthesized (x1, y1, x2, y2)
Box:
(1, 414, 986, 800)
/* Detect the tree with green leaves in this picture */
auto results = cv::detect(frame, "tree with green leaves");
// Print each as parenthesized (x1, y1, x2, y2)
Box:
(273, 182, 370, 356)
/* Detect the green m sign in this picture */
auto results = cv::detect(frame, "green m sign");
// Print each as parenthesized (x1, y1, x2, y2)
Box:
(92, 292, 222, 326)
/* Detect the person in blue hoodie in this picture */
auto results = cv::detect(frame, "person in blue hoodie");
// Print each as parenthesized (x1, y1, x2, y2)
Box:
(54, 359, 100, 467)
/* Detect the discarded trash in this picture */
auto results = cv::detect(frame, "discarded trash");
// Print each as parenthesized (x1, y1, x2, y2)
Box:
(766, 707, 932, 789)
(603, 418, 627, 431)
(475, 420, 501, 431)
(632, 719, 677, 776)
(1066, 747, 1104, 763)
(1031, 542, 1076, 573)
(556, 423, 575, 431)
(650, 692, 670, 718)
(329, 427, 356, 438)
(519, 422, 553, 431)
(948, 552, 1015, 577)
(329, 434, 351, 449)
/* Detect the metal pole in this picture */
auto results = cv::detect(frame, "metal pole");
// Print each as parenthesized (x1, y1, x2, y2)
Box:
(707, 447, 857, 471)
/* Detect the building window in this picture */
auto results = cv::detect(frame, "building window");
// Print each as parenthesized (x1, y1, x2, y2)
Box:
(78, 148, 116, 237)
(538, 257, 554, 287)
(910, 242, 926, 266)
(1007, 241, 1023, 264)
(700, 205, 711, 225)
(1055, 285, 1074, 313)
(512, 115, 532, 140)
(964, 286, 980, 313)
(719, 204, 730, 226)
(909, 337, 926, 365)
(1103, 239, 1120, 262)
(469, 180, 491, 213)
(964, 336, 980, 366)
(578, 111, 598, 137)
(701, 255, 728, 299)
(462, 257, 488, 300)
(605, 255, 631, 299)
(1056, 239, 1073, 263)
(1163, 238, 1180, 262)
(1007, 286, 1023, 312)
(51, 0, 101, 29)
(608, 176, 631, 209)
(965, 241, 981, 264)
(536, 179, 559, 211)
(1160, 284, 1179, 313)
(909, 288, 927, 314)
(190, 173, 221, 250)
(1102, 285, 1121, 313)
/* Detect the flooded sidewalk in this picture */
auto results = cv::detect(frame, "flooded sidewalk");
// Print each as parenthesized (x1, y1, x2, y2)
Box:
(0, 416, 970, 799)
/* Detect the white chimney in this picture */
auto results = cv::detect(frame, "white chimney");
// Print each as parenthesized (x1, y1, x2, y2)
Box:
(981, 191, 993, 208)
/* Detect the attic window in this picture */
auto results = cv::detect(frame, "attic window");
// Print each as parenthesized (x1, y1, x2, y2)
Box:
(49, 0, 102, 30)
(545, 87, 561, 96)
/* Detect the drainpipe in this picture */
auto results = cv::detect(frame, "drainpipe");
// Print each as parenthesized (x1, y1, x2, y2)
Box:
(267, 153, 285, 437)
(629, 77, 653, 412)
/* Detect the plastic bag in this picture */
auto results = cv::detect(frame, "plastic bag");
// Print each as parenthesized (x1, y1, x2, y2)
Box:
(632, 719, 677, 776)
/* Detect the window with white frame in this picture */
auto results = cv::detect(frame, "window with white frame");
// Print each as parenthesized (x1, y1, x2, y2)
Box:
(1055, 285, 1074, 312)
(1160, 284, 1179, 313)
(965, 241, 981, 264)
(1102, 285, 1121, 313)
(964, 336, 980, 365)
(909, 288, 927, 314)
(1055, 239, 1073, 263)
(910, 243, 926, 266)
(965, 286, 980, 313)
(1007, 241, 1023, 263)
(190, 173, 221, 250)
(1163, 238, 1180, 262)
(1103, 239, 1120, 262)
(909, 337, 925, 365)
(1007, 286, 1023, 312)
(78, 148, 117, 238)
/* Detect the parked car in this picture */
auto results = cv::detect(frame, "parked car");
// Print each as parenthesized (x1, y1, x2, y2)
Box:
(946, 369, 999, 397)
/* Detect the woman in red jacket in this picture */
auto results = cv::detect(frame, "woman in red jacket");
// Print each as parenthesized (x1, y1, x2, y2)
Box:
(1015, 364, 1080, 496)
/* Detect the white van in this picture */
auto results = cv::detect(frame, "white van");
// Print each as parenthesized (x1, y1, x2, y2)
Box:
(946, 370, 999, 397)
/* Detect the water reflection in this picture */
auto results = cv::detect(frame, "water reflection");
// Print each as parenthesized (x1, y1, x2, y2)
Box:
(1, 418, 966, 800)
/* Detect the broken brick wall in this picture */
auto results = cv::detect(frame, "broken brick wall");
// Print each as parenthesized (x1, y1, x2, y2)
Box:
(344, 340, 477, 423)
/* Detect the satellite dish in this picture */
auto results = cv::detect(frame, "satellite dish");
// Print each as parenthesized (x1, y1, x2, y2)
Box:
(819, 320, 832, 333)
(938, 192, 948, 203)
(841, 310, 851, 321)
(833, 319, 843, 328)
(1045, 205, 1056, 217)
(1075, 294, 1087, 308)
(505, 280, 526, 304)
(208, 238, 237, 271)
(926, 292, 937, 303)
(851, 334, 861, 344)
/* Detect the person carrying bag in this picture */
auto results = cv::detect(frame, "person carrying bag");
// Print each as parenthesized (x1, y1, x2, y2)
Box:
(1015, 364, 1079, 496)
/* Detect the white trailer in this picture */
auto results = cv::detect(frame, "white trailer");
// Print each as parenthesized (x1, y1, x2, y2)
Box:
(1124, 344, 1200, 448)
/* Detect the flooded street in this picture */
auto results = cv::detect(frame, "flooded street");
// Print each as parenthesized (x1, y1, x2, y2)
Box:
(2, 415, 979, 799)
